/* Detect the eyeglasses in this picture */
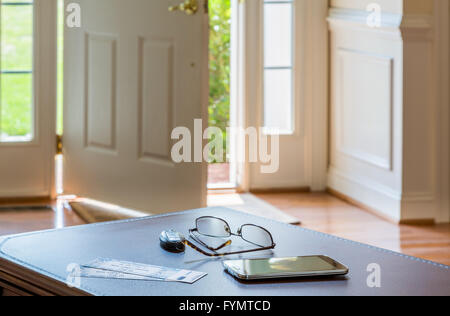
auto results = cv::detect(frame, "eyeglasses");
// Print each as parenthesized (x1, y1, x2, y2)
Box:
(183, 216, 276, 257)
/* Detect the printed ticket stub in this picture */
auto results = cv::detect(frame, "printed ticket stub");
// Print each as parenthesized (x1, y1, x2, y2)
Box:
(82, 258, 207, 284)
(73, 267, 166, 281)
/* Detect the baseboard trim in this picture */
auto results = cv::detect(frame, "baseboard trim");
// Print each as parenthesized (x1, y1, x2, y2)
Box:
(327, 188, 399, 224)
(0, 197, 52, 206)
(250, 187, 311, 194)
(327, 167, 402, 220)
(208, 189, 238, 195)
(328, 188, 436, 226)
(399, 218, 435, 226)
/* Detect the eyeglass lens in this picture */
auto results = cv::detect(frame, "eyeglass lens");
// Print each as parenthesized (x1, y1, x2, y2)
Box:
(241, 225, 273, 248)
(196, 217, 273, 248)
(196, 217, 231, 238)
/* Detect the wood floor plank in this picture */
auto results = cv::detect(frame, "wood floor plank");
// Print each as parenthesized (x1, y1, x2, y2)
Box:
(0, 200, 85, 236)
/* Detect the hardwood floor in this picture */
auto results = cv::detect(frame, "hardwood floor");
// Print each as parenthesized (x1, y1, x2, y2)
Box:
(255, 192, 450, 266)
(0, 193, 449, 266)
(0, 199, 84, 236)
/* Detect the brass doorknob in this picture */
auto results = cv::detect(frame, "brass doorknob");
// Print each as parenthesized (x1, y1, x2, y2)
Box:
(169, 0, 198, 15)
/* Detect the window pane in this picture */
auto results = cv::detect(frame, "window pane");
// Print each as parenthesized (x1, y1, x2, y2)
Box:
(1, 3, 33, 71)
(263, 2, 292, 68)
(0, 1, 34, 141)
(1, 73, 33, 140)
(263, 1, 294, 134)
(264, 69, 293, 133)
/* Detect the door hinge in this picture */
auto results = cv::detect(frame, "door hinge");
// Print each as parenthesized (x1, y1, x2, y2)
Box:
(56, 135, 63, 155)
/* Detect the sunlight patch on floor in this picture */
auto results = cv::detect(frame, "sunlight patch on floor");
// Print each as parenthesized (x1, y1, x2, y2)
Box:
(207, 193, 244, 207)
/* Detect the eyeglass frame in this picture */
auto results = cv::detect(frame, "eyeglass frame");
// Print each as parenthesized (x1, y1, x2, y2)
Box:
(183, 216, 276, 257)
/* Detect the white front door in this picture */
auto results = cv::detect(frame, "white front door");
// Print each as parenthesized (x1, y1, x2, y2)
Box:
(0, 0, 57, 199)
(241, 0, 328, 191)
(63, 0, 208, 213)
(246, 0, 306, 190)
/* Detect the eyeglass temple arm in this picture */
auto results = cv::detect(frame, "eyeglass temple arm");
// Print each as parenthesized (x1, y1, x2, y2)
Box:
(184, 239, 276, 258)
(189, 229, 233, 251)
(183, 240, 224, 257)
(214, 240, 232, 251)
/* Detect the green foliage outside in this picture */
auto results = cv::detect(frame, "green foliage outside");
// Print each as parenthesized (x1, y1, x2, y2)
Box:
(208, 0, 231, 163)
(0, 0, 65, 138)
(0, 4, 33, 138)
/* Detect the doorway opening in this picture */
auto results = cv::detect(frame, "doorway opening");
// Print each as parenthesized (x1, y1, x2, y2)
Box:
(207, 0, 237, 189)
(55, 0, 65, 194)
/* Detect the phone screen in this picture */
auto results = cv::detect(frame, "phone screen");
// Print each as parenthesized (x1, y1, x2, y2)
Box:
(225, 256, 347, 276)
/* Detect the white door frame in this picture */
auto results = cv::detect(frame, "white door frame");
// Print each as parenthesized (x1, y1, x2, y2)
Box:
(37, 0, 58, 199)
(434, 0, 450, 222)
(235, 0, 328, 192)
(200, 0, 209, 206)
(0, 0, 57, 199)
(230, 0, 248, 191)
(302, 0, 329, 191)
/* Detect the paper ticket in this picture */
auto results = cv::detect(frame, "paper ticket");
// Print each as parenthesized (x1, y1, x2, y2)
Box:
(82, 258, 207, 284)
(73, 267, 167, 281)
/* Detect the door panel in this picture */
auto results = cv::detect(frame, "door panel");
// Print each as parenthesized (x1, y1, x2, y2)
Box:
(0, 1, 57, 198)
(63, 0, 208, 213)
(85, 33, 117, 153)
(139, 38, 174, 162)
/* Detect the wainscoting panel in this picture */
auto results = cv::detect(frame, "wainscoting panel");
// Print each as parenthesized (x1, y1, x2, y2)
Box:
(328, 7, 440, 222)
(337, 49, 393, 171)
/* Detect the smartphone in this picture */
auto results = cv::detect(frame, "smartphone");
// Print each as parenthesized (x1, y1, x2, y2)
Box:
(223, 255, 349, 280)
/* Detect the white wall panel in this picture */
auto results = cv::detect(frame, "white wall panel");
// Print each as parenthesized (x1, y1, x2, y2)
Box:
(337, 49, 393, 170)
(328, 4, 443, 223)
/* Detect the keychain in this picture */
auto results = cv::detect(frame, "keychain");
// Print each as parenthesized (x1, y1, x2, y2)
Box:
(160, 230, 186, 253)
